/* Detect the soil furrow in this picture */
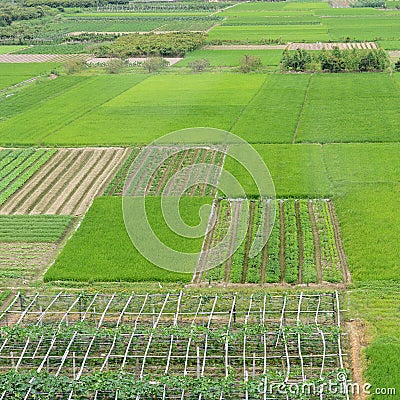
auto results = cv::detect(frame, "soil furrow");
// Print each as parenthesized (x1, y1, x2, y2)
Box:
(58, 149, 111, 215)
(72, 149, 126, 215)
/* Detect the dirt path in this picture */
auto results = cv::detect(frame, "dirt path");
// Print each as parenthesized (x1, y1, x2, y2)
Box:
(346, 319, 367, 400)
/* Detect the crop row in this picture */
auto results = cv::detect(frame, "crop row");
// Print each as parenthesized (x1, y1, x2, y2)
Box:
(110, 146, 224, 197)
(0, 148, 56, 206)
(0, 215, 73, 242)
(200, 199, 346, 285)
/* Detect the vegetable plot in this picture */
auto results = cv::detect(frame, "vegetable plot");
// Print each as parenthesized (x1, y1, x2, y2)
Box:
(197, 198, 349, 285)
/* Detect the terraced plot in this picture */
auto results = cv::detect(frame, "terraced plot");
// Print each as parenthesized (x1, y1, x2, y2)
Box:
(0, 148, 130, 216)
(195, 198, 349, 285)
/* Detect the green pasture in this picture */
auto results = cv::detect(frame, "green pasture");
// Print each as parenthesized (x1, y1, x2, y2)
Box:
(44, 196, 211, 282)
(176, 49, 283, 67)
(296, 73, 400, 143)
(0, 63, 60, 91)
(0, 46, 26, 55)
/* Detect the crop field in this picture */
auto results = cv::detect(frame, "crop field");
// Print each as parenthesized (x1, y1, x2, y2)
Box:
(0, 63, 60, 90)
(0, 148, 130, 216)
(175, 49, 283, 67)
(53, 15, 221, 33)
(0, 292, 349, 399)
(0, 46, 26, 55)
(44, 196, 211, 282)
(0, 215, 72, 242)
(1, 72, 399, 145)
(195, 198, 349, 285)
(106, 145, 225, 197)
(0, 243, 58, 286)
(0, 0, 399, 398)
(0, 148, 56, 207)
(208, 2, 400, 46)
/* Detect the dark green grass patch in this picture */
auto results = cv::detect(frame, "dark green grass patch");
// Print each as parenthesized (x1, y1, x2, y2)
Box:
(44, 196, 212, 283)
(176, 49, 283, 67)
(232, 74, 310, 144)
(334, 183, 400, 282)
(0, 63, 60, 91)
(0, 215, 73, 242)
(224, 144, 332, 198)
(296, 73, 400, 143)
(323, 143, 400, 184)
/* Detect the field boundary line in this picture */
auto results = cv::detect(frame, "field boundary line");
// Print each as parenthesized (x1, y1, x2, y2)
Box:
(292, 73, 313, 144)
(228, 74, 270, 134)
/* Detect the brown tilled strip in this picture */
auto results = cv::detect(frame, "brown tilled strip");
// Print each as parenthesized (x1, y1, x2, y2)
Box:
(73, 149, 128, 215)
(44, 149, 99, 214)
(260, 201, 270, 284)
(107, 148, 135, 196)
(223, 201, 242, 284)
(240, 201, 255, 284)
(27, 150, 87, 214)
(308, 201, 322, 284)
(279, 201, 286, 284)
(327, 200, 351, 284)
(60, 149, 114, 215)
(97, 148, 132, 197)
(295, 201, 304, 284)
(0, 150, 62, 214)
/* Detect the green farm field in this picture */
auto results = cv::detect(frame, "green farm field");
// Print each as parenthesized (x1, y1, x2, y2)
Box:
(45, 196, 212, 282)
(1, 72, 399, 145)
(0, 0, 399, 397)
(175, 49, 283, 67)
(0, 63, 61, 91)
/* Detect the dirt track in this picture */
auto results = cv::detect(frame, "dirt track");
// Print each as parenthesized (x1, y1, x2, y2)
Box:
(0, 148, 130, 216)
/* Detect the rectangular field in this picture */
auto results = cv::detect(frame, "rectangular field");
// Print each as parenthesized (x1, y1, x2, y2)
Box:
(0, 215, 72, 242)
(0, 148, 130, 216)
(44, 196, 212, 282)
(0, 292, 348, 399)
(296, 73, 400, 143)
(195, 198, 349, 285)
(175, 49, 283, 67)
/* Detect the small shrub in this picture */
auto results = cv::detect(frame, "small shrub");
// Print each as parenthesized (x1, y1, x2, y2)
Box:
(188, 58, 210, 72)
(240, 55, 263, 73)
(63, 59, 86, 74)
(394, 59, 400, 72)
(143, 57, 169, 73)
(107, 58, 125, 74)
